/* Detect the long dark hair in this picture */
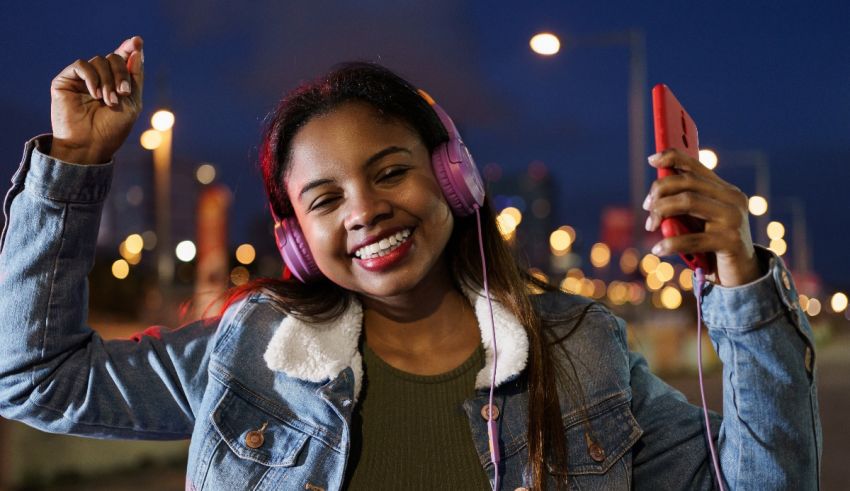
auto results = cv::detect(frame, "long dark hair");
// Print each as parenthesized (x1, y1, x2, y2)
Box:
(225, 61, 572, 489)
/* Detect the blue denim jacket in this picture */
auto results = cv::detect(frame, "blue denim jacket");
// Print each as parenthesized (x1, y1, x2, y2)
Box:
(0, 136, 821, 490)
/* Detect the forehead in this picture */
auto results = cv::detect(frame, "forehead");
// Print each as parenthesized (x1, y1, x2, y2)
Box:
(287, 102, 424, 181)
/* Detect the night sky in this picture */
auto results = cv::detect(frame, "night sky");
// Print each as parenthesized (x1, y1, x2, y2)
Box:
(1, 1, 848, 290)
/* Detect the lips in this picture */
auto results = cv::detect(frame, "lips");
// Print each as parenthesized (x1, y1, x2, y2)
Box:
(353, 228, 412, 259)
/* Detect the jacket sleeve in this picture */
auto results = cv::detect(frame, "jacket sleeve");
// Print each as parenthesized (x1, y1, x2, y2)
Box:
(629, 247, 822, 490)
(0, 136, 228, 440)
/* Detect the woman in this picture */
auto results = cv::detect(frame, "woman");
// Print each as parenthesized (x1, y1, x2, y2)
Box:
(0, 36, 820, 490)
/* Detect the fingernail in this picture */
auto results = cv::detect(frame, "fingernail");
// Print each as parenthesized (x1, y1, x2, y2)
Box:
(652, 243, 663, 255)
(120, 81, 130, 93)
(109, 92, 119, 105)
(642, 194, 651, 211)
(141, 49, 145, 64)
(96, 87, 102, 100)
(645, 216, 652, 231)
(647, 153, 662, 165)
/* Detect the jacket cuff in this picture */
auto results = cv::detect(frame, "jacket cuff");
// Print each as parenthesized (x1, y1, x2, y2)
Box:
(699, 245, 800, 330)
(24, 135, 114, 203)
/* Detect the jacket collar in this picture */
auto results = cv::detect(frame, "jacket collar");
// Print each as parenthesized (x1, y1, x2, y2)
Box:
(263, 287, 529, 403)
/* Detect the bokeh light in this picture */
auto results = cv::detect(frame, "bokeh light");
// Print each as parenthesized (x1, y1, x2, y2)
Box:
(549, 229, 572, 253)
(151, 110, 175, 131)
(230, 266, 250, 286)
(806, 298, 822, 316)
(125, 234, 144, 255)
(748, 195, 768, 216)
(655, 262, 675, 283)
(496, 213, 518, 237)
(698, 149, 718, 169)
(196, 163, 217, 184)
(111, 259, 129, 279)
(590, 243, 611, 268)
(640, 254, 661, 275)
(620, 248, 639, 274)
(767, 221, 785, 240)
(769, 238, 787, 256)
(679, 268, 694, 291)
(530, 32, 561, 55)
(175, 240, 197, 262)
(501, 207, 523, 227)
(831, 292, 848, 313)
(660, 286, 683, 309)
(236, 244, 256, 265)
(140, 129, 162, 150)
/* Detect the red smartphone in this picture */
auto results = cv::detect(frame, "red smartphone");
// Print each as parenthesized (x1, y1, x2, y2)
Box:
(651, 83, 714, 273)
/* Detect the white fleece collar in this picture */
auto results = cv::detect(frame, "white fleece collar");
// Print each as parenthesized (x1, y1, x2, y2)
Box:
(263, 288, 529, 403)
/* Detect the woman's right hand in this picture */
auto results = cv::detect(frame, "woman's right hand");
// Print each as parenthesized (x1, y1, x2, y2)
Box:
(49, 36, 144, 165)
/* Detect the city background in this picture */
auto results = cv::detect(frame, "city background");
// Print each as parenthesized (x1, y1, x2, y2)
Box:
(1, 2, 848, 489)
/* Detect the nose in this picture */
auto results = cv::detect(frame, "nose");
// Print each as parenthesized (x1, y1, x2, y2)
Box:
(343, 191, 393, 231)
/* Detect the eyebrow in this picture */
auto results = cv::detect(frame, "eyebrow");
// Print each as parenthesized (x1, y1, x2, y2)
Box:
(297, 146, 412, 200)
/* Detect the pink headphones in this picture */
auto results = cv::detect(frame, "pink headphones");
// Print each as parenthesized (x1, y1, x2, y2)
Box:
(270, 89, 486, 282)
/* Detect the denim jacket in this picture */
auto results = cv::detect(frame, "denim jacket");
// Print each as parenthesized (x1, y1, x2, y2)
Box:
(0, 136, 821, 490)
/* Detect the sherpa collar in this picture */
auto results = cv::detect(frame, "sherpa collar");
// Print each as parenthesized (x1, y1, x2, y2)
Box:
(263, 288, 529, 403)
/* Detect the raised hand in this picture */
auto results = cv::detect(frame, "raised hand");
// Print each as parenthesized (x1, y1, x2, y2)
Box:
(49, 36, 144, 165)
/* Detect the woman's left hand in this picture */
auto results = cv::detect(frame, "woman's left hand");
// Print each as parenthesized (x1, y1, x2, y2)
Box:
(643, 149, 763, 287)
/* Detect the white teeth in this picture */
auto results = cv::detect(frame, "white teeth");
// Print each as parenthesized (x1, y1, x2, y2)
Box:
(355, 229, 413, 260)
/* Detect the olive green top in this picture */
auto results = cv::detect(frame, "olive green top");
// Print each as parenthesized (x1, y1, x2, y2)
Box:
(344, 339, 491, 490)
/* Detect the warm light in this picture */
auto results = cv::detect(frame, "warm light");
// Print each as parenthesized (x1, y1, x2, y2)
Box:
(646, 272, 664, 291)
(767, 221, 785, 240)
(579, 278, 595, 298)
(496, 213, 518, 237)
(798, 294, 810, 312)
(125, 234, 144, 254)
(151, 110, 175, 131)
(628, 283, 646, 305)
(561, 276, 581, 294)
(142, 230, 157, 250)
(549, 229, 572, 252)
(607, 281, 629, 305)
(175, 240, 197, 262)
(806, 298, 822, 316)
(769, 238, 787, 256)
(235, 244, 256, 265)
(566, 268, 584, 279)
(196, 164, 217, 185)
(140, 129, 162, 150)
(530, 32, 561, 55)
(620, 248, 639, 274)
(660, 286, 683, 309)
(118, 241, 141, 265)
(748, 195, 768, 216)
(560, 225, 576, 242)
(699, 149, 718, 170)
(640, 254, 661, 275)
(111, 259, 130, 279)
(831, 292, 848, 313)
(529, 268, 549, 285)
(590, 243, 611, 268)
(679, 268, 694, 291)
(230, 266, 250, 286)
(591, 279, 606, 299)
(655, 262, 675, 283)
(501, 207, 523, 227)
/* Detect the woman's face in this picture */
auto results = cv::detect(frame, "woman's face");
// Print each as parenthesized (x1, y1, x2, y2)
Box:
(284, 101, 454, 300)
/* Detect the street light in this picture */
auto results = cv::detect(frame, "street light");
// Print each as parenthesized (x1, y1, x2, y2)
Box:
(141, 109, 175, 289)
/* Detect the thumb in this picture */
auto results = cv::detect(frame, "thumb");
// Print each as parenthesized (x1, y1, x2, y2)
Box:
(126, 49, 144, 104)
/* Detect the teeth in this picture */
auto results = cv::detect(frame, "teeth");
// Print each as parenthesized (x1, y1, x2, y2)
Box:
(355, 229, 412, 259)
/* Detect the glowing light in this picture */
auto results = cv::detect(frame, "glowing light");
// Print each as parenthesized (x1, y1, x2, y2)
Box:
(798, 294, 810, 312)
(579, 278, 595, 297)
(628, 283, 646, 305)
(607, 281, 629, 305)
(125, 234, 144, 254)
(767, 221, 785, 240)
(620, 248, 639, 274)
(549, 229, 572, 252)
(529, 268, 549, 285)
(141, 230, 157, 250)
(831, 292, 848, 313)
(529, 32, 561, 55)
(806, 298, 822, 316)
(769, 238, 787, 256)
(196, 163, 217, 184)
(235, 244, 256, 265)
(230, 266, 250, 286)
(591, 279, 607, 299)
(175, 240, 197, 262)
(699, 149, 718, 169)
(111, 259, 129, 279)
(590, 243, 611, 268)
(660, 286, 683, 309)
(748, 195, 768, 216)
(496, 212, 518, 237)
(679, 269, 694, 291)
(501, 207, 523, 227)
(640, 254, 661, 275)
(566, 268, 584, 279)
(560, 276, 581, 294)
(646, 272, 664, 291)
(151, 110, 175, 131)
(118, 241, 141, 265)
(655, 262, 675, 283)
(140, 129, 162, 150)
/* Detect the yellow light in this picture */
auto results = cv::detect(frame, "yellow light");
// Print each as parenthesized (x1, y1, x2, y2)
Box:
(620, 248, 639, 274)
(560, 225, 576, 242)
(561, 276, 581, 294)
(646, 271, 664, 291)
(151, 110, 175, 131)
(607, 281, 629, 305)
(660, 286, 683, 309)
(798, 294, 810, 312)
(566, 268, 584, 279)
(196, 163, 217, 185)
(529, 268, 549, 285)
(679, 268, 694, 291)
(111, 259, 130, 279)
(655, 262, 675, 283)
(590, 242, 611, 268)
(831, 292, 848, 313)
(140, 129, 162, 150)
(769, 238, 787, 256)
(230, 266, 250, 286)
(579, 278, 595, 297)
(529, 32, 561, 55)
(698, 149, 718, 170)
(592, 279, 606, 299)
(806, 298, 822, 316)
(640, 254, 661, 275)
(549, 229, 572, 252)
(748, 195, 768, 216)
(175, 240, 197, 262)
(496, 213, 518, 236)
(501, 207, 523, 227)
(766, 221, 785, 240)
(628, 283, 646, 305)
(235, 244, 256, 265)
(125, 234, 144, 254)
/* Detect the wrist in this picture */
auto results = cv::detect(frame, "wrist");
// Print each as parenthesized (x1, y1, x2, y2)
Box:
(49, 138, 110, 165)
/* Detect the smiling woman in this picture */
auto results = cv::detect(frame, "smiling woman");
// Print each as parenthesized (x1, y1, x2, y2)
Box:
(0, 36, 821, 491)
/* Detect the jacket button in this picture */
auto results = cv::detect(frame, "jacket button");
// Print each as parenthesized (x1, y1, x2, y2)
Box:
(245, 421, 268, 449)
(480, 403, 500, 421)
(588, 442, 606, 462)
(781, 270, 791, 290)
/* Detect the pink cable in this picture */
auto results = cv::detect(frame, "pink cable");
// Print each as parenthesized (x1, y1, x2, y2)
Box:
(474, 206, 501, 489)
(694, 267, 725, 491)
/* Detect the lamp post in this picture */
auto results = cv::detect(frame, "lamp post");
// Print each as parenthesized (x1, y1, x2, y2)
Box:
(140, 110, 175, 291)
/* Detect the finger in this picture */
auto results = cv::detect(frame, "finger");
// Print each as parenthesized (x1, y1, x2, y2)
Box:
(126, 50, 144, 106)
(651, 230, 736, 257)
(646, 192, 741, 231)
(113, 36, 143, 61)
(648, 148, 719, 182)
(106, 53, 131, 95)
(89, 56, 118, 106)
(644, 172, 740, 211)
(52, 59, 101, 100)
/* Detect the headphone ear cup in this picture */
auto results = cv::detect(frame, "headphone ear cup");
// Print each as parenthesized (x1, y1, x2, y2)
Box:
(431, 143, 467, 215)
(273, 216, 322, 282)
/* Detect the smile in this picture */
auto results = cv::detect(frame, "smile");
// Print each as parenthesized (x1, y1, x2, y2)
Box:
(353, 228, 413, 259)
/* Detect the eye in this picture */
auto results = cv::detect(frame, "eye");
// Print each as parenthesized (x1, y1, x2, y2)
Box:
(377, 166, 410, 182)
(308, 195, 340, 212)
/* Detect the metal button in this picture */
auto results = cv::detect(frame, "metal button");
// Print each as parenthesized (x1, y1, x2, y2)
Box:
(480, 403, 500, 421)
(781, 270, 791, 290)
(585, 432, 606, 462)
(245, 421, 268, 449)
